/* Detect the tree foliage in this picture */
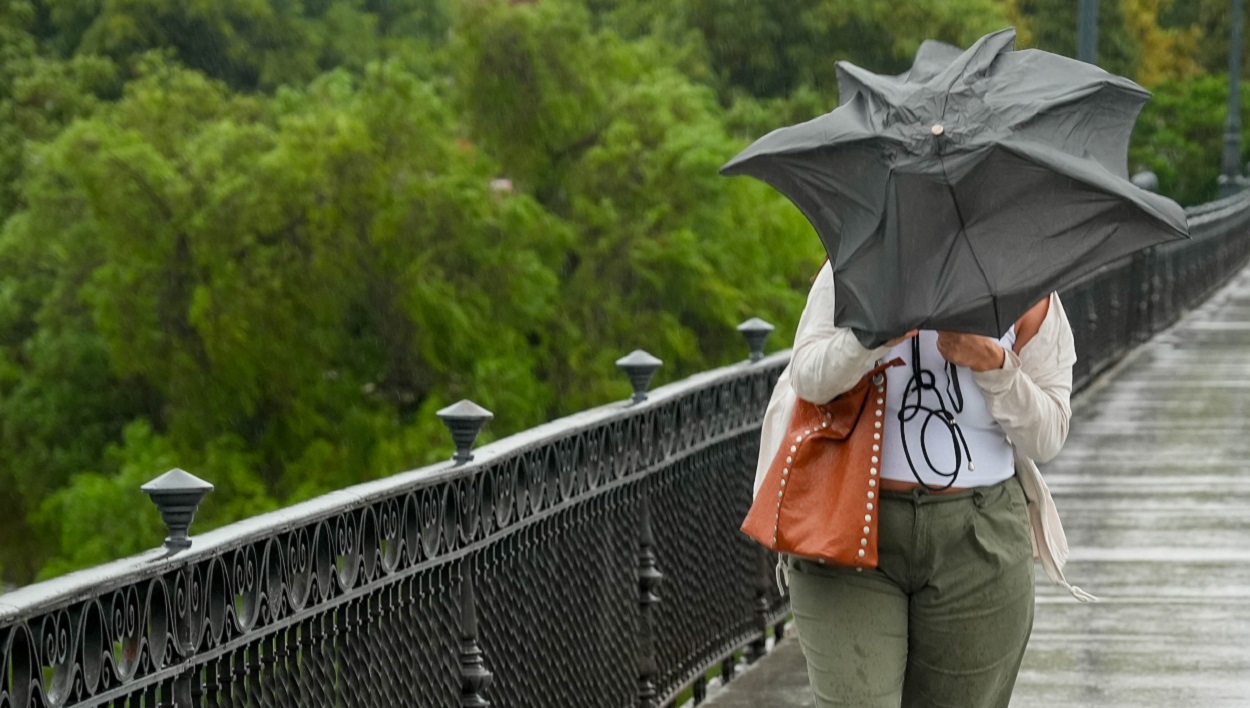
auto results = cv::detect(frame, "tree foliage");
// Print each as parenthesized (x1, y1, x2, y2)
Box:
(0, 0, 1238, 583)
(1130, 73, 1250, 205)
(1122, 0, 1202, 87)
(1014, 0, 1142, 79)
(591, 0, 1013, 100)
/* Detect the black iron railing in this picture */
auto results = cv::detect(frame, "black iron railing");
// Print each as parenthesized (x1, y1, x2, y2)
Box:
(1066, 191, 1250, 389)
(0, 346, 790, 708)
(3, 191, 1250, 708)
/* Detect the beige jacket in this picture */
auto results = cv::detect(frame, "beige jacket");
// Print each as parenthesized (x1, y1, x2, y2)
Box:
(755, 263, 1095, 602)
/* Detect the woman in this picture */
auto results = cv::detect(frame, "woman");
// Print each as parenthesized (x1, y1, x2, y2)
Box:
(756, 261, 1091, 708)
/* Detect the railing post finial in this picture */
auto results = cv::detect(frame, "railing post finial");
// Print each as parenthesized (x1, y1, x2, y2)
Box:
(140, 468, 214, 552)
(737, 318, 776, 363)
(616, 350, 663, 404)
(438, 400, 494, 465)
(1131, 170, 1159, 193)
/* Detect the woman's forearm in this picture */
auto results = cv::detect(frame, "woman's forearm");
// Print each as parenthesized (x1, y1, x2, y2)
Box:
(791, 330, 887, 403)
(789, 264, 888, 403)
(972, 351, 1073, 462)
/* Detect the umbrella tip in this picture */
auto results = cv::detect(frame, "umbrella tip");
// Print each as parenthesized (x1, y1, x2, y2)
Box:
(930, 123, 945, 137)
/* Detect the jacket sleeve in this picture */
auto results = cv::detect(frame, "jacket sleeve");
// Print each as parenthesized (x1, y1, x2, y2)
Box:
(970, 293, 1077, 463)
(790, 262, 890, 404)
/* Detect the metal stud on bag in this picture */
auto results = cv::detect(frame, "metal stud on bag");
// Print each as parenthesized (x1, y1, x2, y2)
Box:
(872, 357, 886, 387)
(859, 374, 886, 564)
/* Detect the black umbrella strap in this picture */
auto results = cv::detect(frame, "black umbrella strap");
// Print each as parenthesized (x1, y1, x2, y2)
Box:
(945, 361, 965, 413)
(898, 338, 974, 490)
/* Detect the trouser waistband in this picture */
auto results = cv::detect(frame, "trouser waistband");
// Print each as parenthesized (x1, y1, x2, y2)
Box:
(879, 474, 1017, 505)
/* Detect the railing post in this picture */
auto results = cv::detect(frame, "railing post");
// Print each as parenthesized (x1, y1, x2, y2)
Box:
(1078, 0, 1098, 64)
(692, 676, 708, 703)
(173, 667, 194, 707)
(1131, 247, 1153, 344)
(745, 548, 771, 664)
(721, 654, 737, 684)
(460, 563, 493, 707)
(1221, 0, 1245, 197)
(637, 495, 663, 707)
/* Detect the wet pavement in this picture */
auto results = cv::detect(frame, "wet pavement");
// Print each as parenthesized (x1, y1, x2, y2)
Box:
(703, 267, 1250, 707)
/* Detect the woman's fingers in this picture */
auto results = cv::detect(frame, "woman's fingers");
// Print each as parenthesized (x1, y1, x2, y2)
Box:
(935, 332, 1005, 372)
(884, 329, 919, 348)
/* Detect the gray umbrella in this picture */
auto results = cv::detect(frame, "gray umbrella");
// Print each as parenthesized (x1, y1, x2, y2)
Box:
(721, 28, 1189, 348)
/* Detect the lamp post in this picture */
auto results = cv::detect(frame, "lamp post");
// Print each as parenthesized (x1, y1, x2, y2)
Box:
(1221, 0, 1245, 197)
(1078, 0, 1098, 64)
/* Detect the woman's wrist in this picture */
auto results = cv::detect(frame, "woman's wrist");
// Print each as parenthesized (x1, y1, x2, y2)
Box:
(970, 343, 1006, 372)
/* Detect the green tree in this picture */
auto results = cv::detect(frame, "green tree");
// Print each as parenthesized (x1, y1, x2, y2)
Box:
(2, 0, 117, 223)
(1122, 0, 1201, 87)
(591, 0, 1012, 100)
(1129, 73, 1250, 205)
(3, 0, 1237, 586)
(1014, 0, 1142, 80)
(452, 0, 614, 201)
(0, 0, 37, 223)
(364, 0, 452, 41)
(1170, 0, 1250, 78)
(451, 0, 818, 412)
(31, 0, 418, 90)
(1, 55, 573, 578)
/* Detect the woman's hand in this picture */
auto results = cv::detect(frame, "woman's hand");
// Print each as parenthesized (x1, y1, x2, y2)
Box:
(935, 332, 1005, 372)
(885, 330, 919, 348)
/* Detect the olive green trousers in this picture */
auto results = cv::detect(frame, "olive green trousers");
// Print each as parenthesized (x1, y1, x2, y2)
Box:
(787, 476, 1035, 708)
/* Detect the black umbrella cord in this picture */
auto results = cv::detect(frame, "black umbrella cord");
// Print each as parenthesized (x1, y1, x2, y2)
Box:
(897, 336, 975, 490)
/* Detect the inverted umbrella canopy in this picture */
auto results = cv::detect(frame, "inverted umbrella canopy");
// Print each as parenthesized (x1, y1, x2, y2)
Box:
(721, 28, 1189, 348)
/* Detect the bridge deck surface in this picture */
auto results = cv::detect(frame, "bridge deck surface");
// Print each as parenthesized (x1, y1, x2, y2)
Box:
(702, 265, 1250, 707)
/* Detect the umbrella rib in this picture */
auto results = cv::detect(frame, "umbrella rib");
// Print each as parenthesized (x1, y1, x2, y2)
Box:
(938, 149, 1001, 332)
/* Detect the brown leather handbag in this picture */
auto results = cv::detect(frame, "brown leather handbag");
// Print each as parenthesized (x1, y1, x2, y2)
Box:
(742, 358, 903, 568)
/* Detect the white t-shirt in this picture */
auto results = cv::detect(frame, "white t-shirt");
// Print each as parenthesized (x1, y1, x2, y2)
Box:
(880, 329, 1017, 488)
